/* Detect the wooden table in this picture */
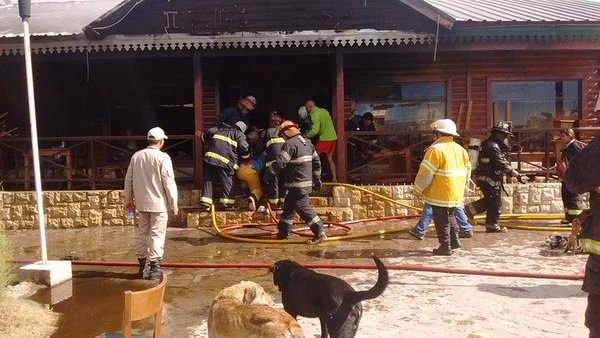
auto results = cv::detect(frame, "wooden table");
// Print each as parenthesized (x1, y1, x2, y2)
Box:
(23, 148, 72, 190)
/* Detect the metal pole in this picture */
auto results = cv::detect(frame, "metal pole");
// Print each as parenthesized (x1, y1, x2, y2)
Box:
(22, 17, 48, 264)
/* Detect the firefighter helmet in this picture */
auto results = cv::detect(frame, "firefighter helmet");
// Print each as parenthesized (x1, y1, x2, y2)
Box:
(492, 121, 513, 135)
(278, 120, 299, 137)
(430, 119, 459, 136)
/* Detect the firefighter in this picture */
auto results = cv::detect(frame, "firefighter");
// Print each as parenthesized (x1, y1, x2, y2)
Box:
(267, 120, 326, 244)
(262, 114, 287, 210)
(558, 128, 585, 224)
(465, 121, 520, 233)
(563, 135, 600, 338)
(198, 121, 250, 212)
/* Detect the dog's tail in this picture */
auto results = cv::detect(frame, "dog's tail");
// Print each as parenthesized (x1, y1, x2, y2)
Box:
(346, 255, 389, 304)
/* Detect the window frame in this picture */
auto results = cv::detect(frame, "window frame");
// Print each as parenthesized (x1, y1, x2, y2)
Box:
(486, 76, 584, 129)
(352, 77, 452, 126)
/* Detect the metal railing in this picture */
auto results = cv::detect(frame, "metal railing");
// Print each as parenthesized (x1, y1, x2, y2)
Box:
(0, 135, 195, 191)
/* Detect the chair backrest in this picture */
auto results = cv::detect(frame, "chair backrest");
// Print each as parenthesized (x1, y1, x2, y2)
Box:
(122, 272, 168, 338)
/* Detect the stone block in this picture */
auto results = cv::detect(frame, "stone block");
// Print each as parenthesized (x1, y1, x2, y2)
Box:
(2, 193, 14, 204)
(310, 197, 329, 207)
(333, 197, 351, 207)
(110, 218, 124, 226)
(56, 193, 73, 203)
(60, 218, 74, 228)
(66, 204, 81, 218)
(350, 190, 362, 204)
(102, 208, 118, 219)
(528, 191, 541, 204)
(10, 205, 23, 218)
(527, 205, 540, 214)
(14, 192, 33, 204)
(367, 209, 385, 218)
(46, 219, 60, 228)
(332, 186, 348, 200)
(541, 188, 555, 202)
(19, 260, 72, 287)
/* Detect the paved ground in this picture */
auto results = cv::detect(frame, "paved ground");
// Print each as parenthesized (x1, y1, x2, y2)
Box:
(4, 218, 590, 338)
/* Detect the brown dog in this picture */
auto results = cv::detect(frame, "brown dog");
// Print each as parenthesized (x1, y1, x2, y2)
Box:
(208, 281, 304, 338)
(268, 256, 388, 338)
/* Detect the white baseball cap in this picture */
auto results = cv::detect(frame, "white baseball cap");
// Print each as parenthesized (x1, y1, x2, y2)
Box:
(147, 127, 168, 140)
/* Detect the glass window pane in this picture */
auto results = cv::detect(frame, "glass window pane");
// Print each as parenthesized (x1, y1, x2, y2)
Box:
(355, 82, 446, 130)
(402, 83, 445, 99)
(491, 80, 580, 128)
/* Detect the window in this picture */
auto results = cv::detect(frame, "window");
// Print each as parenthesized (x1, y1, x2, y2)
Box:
(491, 80, 580, 128)
(354, 82, 446, 131)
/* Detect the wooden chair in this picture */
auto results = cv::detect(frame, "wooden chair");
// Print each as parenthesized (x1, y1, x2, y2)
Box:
(100, 272, 168, 338)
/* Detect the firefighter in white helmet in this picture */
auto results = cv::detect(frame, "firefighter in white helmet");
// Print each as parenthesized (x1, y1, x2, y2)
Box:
(413, 119, 471, 256)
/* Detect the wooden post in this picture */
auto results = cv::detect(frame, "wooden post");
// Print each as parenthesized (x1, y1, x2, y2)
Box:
(492, 102, 499, 124)
(193, 53, 204, 188)
(456, 102, 465, 129)
(334, 49, 346, 183)
(505, 100, 511, 122)
(465, 100, 473, 129)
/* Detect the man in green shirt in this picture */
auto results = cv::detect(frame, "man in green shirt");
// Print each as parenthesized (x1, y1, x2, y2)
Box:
(305, 100, 338, 182)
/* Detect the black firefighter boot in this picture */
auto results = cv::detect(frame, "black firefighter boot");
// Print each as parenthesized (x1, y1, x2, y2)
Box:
(433, 222, 452, 256)
(450, 231, 462, 250)
(148, 260, 161, 280)
(137, 258, 146, 279)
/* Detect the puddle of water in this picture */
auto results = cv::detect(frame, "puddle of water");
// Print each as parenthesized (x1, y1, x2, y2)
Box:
(303, 248, 405, 259)
(29, 269, 157, 338)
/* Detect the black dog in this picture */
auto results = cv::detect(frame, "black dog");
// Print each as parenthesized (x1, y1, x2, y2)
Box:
(268, 255, 389, 338)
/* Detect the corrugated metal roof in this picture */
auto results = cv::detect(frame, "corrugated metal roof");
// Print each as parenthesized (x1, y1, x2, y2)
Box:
(425, 0, 600, 22)
(0, 0, 122, 37)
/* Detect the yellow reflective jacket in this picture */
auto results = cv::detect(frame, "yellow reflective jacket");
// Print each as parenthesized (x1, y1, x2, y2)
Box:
(414, 136, 471, 207)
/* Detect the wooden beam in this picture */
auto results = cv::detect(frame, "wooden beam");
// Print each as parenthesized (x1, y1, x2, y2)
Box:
(465, 100, 473, 129)
(493, 102, 499, 124)
(334, 49, 346, 183)
(193, 52, 203, 188)
(505, 100, 511, 122)
(456, 102, 465, 129)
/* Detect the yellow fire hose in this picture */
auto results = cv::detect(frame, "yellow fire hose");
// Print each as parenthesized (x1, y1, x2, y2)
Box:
(211, 182, 573, 243)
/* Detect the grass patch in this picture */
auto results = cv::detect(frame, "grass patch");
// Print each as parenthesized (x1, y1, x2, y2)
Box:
(0, 298, 59, 338)
(0, 231, 14, 297)
(0, 232, 59, 337)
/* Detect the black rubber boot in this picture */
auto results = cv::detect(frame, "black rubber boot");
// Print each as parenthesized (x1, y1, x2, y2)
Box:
(137, 258, 146, 279)
(485, 224, 507, 233)
(450, 232, 462, 250)
(148, 260, 161, 280)
(432, 246, 452, 256)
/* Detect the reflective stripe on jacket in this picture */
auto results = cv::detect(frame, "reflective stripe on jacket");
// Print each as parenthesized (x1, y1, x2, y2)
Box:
(264, 127, 284, 167)
(414, 136, 471, 207)
(269, 134, 321, 193)
(202, 124, 249, 172)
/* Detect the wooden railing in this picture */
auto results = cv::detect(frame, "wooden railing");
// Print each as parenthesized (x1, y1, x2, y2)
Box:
(0, 135, 196, 191)
(345, 127, 600, 184)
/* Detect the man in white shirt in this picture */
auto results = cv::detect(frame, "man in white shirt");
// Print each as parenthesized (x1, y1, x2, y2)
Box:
(124, 127, 178, 280)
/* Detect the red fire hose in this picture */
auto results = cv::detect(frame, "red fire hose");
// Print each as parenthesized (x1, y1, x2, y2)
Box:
(11, 259, 583, 281)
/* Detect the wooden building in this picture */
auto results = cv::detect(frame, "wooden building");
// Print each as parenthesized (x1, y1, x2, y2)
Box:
(0, 0, 599, 189)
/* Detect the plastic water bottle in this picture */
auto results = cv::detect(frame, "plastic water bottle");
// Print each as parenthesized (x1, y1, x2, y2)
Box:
(126, 203, 135, 219)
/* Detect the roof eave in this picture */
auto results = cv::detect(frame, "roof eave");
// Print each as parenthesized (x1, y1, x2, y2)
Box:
(399, 0, 455, 29)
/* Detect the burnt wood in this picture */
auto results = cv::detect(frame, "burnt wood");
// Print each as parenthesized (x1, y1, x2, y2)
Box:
(84, 0, 439, 38)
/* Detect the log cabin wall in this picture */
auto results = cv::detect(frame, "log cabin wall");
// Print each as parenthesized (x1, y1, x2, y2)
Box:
(345, 50, 600, 130)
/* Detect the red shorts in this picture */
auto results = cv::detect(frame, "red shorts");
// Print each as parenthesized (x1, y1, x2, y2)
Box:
(315, 140, 337, 154)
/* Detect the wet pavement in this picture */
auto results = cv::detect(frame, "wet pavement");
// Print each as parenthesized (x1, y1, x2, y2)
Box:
(4, 218, 590, 338)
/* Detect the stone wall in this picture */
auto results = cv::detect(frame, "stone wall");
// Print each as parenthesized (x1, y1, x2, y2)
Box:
(0, 183, 587, 229)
